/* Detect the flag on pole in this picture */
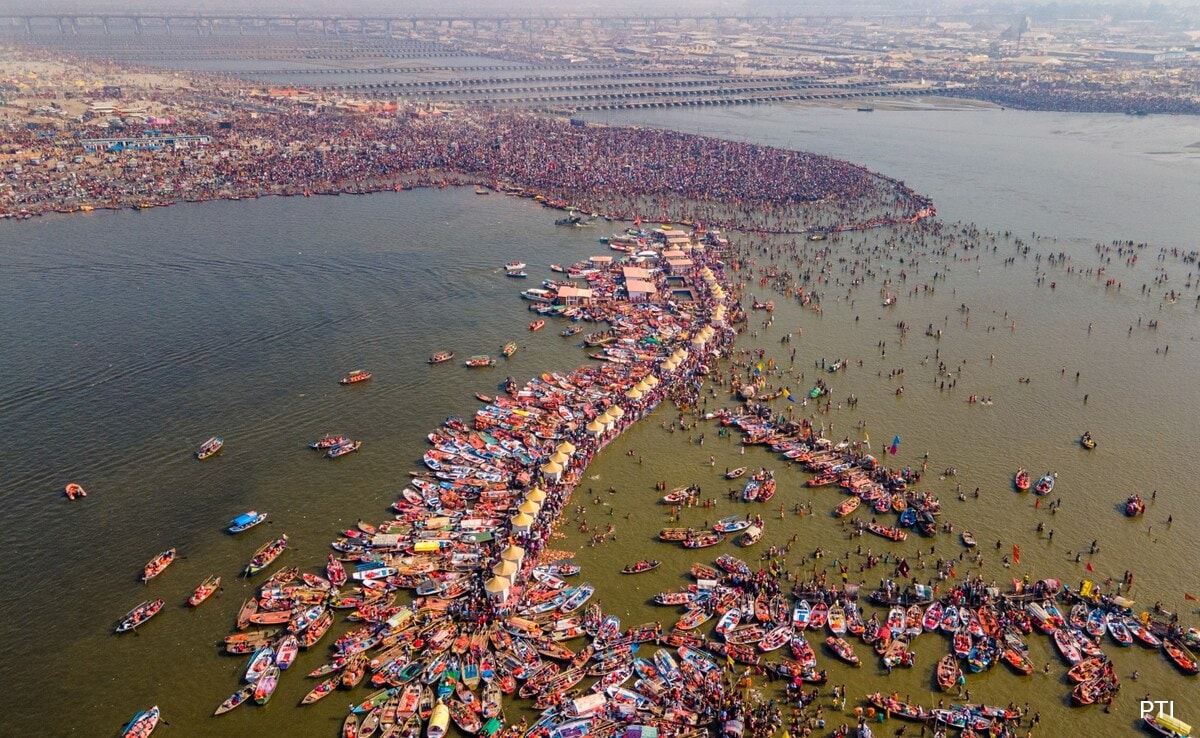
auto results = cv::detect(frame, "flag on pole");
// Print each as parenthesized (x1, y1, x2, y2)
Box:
(889, 435, 900, 456)
(1086, 562, 1095, 572)
(785, 388, 795, 403)
(1012, 545, 1020, 564)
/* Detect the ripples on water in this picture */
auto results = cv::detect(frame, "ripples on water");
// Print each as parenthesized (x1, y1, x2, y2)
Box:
(0, 114, 1198, 735)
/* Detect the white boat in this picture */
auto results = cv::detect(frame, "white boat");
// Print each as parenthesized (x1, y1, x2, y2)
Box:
(521, 288, 556, 303)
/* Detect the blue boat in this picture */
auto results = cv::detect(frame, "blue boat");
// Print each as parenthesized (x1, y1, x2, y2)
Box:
(899, 507, 917, 528)
(228, 511, 267, 534)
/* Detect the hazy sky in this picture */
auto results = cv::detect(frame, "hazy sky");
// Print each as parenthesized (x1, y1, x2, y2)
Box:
(6, 0, 1194, 16)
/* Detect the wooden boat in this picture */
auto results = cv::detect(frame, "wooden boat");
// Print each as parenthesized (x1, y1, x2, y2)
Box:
(1067, 657, 1111, 684)
(427, 700, 450, 738)
(187, 575, 221, 607)
(195, 436, 224, 458)
(501, 342, 518, 357)
(64, 482, 87, 500)
(528, 320, 545, 331)
(866, 522, 907, 541)
(1164, 638, 1200, 674)
(1035, 473, 1055, 495)
(142, 548, 177, 581)
(961, 530, 977, 548)
(621, 560, 660, 574)
(464, 355, 496, 368)
(504, 261, 526, 271)
(1080, 432, 1096, 449)
(196, 436, 223, 460)
(1014, 468, 1031, 491)
(340, 369, 372, 385)
(244, 535, 288, 577)
(936, 653, 961, 692)
(505, 270, 528, 278)
(725, 467, 747, 479)
(301, 675, 339, 705)
(834, 497, 860, 517)
(228, 510, 267, 533)
(1144, 713, 1192, 738)
(658, 528, 689, 541)
(114, 600, 163, 633)
(342, 713, 360, 738)
(214, 684, 254, 715)
(121, 705, 159, 738)
(1125, 493, 1145, 517)
(682, 531, 725, 548)
(827, 603, 847, 636)
(825, 636, 860, 666)
(326, 440, 362, 458)
(225, 631, 272, 654)
(712, 515, 751, 533)
(428, 351, 455, 364)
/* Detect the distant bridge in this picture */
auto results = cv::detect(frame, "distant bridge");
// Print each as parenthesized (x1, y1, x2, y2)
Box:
(0, 11, 999, 35)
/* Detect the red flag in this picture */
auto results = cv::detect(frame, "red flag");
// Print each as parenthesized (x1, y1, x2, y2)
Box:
(1186, 593, 1198, 602)
(1086, 562, 1095, 572)
(1012, 545, 1020, 564)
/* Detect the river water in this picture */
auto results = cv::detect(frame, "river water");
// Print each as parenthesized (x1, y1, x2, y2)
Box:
(1, 106, 1197, 736)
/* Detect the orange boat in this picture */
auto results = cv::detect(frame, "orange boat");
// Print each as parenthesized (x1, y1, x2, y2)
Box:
(65, 482, 87, 501)
(142, 548, 177, 582)
(339, 369, 372, 385)
(528, 320, 545, 331)
(187, 575, 221, 607)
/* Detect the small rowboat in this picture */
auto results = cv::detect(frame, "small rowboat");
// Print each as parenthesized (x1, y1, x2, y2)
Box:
(1014, 468, 1031, 491)
(682, 531, 725, 548)
(213, 685, 254, 715)
(253, 665, 280, 704)
(834, 497, 860, 517)
(428, 351, 455, 364)
(621, 560, 660, 574)
(825, 636, 860, 665)
(339, 369, 372, 385)
(197, 436, 223, 460)
(116, 599, 164, 633)
(142, 548, 177, 582)
(244, 535, 288, 577)
(121, 705, 159, 738)
(713, 515, 751, 533)
(64, 482, 87, 500)
(187, 575, 221, 607)
(326, 440, 362, 458)
(1035, 473, 1055, 495)
(725, 467, 747, 479)
(502, 342, 518, 357)
(961, 530, 977, 548)
(528, 320, 545, 331)
(464, 355, 496, 368)
(936, 653, 961, 692)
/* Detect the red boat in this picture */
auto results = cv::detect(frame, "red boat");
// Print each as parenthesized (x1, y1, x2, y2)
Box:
(528, 320, 545, 331)
(142, 548, 177, 582)
(64, 482, 88, 500)
(310, 435, 349, 450)
(1014, 468, 1031, 491)
(339, 369, 372, 385)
